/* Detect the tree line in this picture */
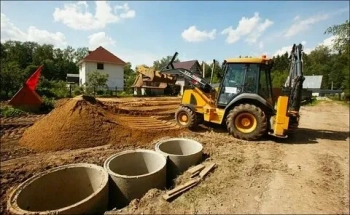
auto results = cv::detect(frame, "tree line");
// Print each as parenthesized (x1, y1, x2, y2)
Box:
(0, 20, 348, 99)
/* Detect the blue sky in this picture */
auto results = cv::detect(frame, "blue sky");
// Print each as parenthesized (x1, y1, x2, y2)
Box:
(1, 1, 349, 67)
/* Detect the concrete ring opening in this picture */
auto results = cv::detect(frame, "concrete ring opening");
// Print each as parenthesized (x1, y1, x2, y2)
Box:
(7, 163, 109, 215)
(104, 149, 167, 208)
(155, 138, 203, 182)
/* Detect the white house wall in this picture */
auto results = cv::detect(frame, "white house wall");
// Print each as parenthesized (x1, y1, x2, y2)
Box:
(175, 77, 190, 95)
(79, 63, 86, 85)
(82, 62, 124, 91)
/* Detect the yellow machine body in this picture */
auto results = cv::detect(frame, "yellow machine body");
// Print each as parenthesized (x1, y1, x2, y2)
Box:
(172, 48, 304, 140)
(180, 87, 294, 138)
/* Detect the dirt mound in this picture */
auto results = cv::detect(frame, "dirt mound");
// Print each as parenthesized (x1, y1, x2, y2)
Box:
(19, 96, 187, 152)
(19, 96, 117, 152)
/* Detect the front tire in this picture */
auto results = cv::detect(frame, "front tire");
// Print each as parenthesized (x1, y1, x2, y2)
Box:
(226, 104, 267, 141)
(175, 106, 198, 129)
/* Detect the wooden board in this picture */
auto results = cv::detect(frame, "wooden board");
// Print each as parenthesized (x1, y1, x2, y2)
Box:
(199, 163, 216, 179)
(187, 164, 205, 174)
(163, 178, 201, 200)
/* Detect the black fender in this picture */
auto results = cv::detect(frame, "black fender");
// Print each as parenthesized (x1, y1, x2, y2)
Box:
(179, 104, 196, 113)
(223, 93, 275, 124)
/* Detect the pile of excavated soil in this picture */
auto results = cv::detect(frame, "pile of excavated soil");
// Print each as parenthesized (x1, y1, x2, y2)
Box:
(19, 96, 118, 152)
(19, 96, 187, 152)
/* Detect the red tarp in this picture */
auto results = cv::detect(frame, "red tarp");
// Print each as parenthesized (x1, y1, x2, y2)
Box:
(26, 65, 43, 91)
(8, 65, 44, 110)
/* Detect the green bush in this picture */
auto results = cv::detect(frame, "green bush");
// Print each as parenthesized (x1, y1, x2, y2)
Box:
(73, 86, 83, 96)
(96, 90, 105, 95)
(37, 79, 69, 99)
(0, 106, 26, 117)
(118, 91, 133, 97)
(50, 81, 69, 98)
(39, 96, 56, 112)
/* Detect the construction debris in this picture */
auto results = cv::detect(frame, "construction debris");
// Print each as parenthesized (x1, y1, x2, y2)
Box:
(187, 164, 205, 174)
(163, 178, 201, 201)
(199, 163, 216, 179)
(163, 163, 217, 201)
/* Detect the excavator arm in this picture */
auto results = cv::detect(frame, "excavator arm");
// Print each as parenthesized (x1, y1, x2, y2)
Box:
(272, 43, 304, 137)
(160, 52, 214, 93)
(284, 43, 305, 112)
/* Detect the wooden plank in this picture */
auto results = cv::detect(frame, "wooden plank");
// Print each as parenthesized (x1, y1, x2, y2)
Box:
(163, 182, 199, 201)
(187, 164, 205, 174)
(163, 178, 201, 200)
(190, 170, 200, 178)
(166, 178, 200, 196)
(199, 163, 216, 179)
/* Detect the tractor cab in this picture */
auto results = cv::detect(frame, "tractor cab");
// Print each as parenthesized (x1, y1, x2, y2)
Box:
(216, 55, 274, 108)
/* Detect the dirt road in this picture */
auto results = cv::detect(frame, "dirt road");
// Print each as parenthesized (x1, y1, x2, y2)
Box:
(112, 101, 349, 214)
(0, 99, 348, 214)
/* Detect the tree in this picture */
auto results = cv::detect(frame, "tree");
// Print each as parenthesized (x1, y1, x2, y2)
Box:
(153, 55, 180, 70)
(74, 47, 89, 63)
(86, 71, 109, 90)
(324, 20, 350, 94)
(0, 40, 91, 99)
(325, 20, 349, 54)
(124, 62, 136, 93)
(202, 60, 223, 84)
(0, 61, 26, 97)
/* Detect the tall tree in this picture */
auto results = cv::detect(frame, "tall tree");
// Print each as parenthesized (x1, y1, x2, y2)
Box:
(74, 47, 89, 63)
(153, 55, 180, 70)
(325, 20, 349, 54)
(124, 62, 136, 92)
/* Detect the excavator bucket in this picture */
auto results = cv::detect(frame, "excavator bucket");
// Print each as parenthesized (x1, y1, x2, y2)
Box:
(131, 65, 177, 88)
(136, 65, 177, 84)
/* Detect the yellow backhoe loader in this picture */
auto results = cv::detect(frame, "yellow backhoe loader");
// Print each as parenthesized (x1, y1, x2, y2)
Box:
(160, 44, 305, 140)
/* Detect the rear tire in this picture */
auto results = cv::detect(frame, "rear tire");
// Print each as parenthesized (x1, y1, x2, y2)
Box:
(226, 104, 267, 141)
(175, 106, 197, 129)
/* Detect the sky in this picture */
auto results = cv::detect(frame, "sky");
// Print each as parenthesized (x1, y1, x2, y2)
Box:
(1, 1, 349, 67)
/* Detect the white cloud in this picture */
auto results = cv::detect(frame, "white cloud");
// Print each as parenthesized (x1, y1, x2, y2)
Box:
(88, 32, 116, 49)
(1, 13, 67, 47)
(259, 41, 264, 49)
(115, 3, 136, 19)
(181, 26, 216, 43)
(86, 32, 163, 67)
(221, 12, 273, 44)
(117, 49, 163, 68)
(293, 15, 300, 21)
(320, 35, 336, 49)
(273, 45, 299, 57)
(273, 36, 337, 57)
(53, 1, 136, 31)
(283, 8, 349, 39)
(284, 14, 329, 38)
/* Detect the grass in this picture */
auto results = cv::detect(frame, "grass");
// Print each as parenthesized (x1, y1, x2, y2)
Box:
(332, 99, 350, 107)
(305, 98, 320, 106)
(0, 105, 26, 117)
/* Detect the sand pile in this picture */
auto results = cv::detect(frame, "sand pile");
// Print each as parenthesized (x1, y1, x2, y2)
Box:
(19, 96, 117, 152)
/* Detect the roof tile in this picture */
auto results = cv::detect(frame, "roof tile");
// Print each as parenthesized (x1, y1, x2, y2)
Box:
(172, 60, 199, 71)
(80, 46, 126, 65)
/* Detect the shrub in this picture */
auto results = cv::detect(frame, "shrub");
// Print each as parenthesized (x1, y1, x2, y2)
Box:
(96, 90, 105, 95)
(73, 86, 83, 96)
(39, 96, 56, 112)
(50, 81, 69, 98)
(0, 105, 26, 117)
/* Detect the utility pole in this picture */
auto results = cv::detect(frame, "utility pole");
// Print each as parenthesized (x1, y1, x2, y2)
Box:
(202, 61, 205, 78)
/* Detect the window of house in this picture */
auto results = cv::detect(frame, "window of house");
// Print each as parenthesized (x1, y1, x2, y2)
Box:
(97, 63, 104, 70)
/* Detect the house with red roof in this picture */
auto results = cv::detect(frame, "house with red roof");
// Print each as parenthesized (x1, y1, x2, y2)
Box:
(77, 46, 126, 90)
